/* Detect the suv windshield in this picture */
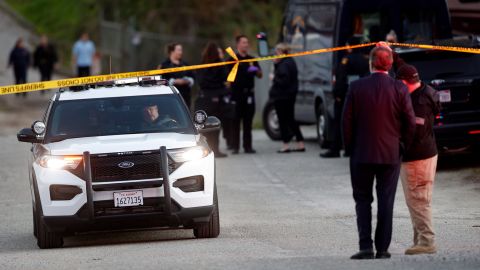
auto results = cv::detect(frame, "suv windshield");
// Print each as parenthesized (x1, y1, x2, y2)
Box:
(398, 50, 480, 81)
(46, 94, 195, 142)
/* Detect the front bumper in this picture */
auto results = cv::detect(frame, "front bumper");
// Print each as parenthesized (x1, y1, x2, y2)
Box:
(42, 200, 214, 233)
(35, 147, 215, 232)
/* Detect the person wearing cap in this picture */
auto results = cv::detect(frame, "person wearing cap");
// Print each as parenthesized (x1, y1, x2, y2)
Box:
(269, 43, 304, 153)
(343, 46, 416, 260)
(396, 64, 441, 255)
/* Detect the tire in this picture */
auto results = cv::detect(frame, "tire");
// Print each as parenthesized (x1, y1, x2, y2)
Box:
(194, 186, 220, 238)
(32, 178, 63, 249)
(316, 103, 326, 148)
(32, 206, 38, 238)
(263, 101, 281, 141)
(36, 209, 63, 249)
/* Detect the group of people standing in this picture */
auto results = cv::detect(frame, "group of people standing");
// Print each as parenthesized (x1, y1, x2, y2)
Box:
(7, 32, 97, 97)
(7, 35, 58, 96)
(160, 35, 266, 157)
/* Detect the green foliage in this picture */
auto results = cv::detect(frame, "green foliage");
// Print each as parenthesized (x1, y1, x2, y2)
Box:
(6, 0, 98, 42)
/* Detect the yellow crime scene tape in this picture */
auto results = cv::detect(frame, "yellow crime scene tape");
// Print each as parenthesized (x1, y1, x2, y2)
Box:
(1, 42, 480, 96)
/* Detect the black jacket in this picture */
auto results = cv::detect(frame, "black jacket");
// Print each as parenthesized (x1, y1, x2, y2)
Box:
(197, 65, 228, 97)
(9, 47, 30, 70)
(333, 52, 369, 102)
(34, 44, 57, 70)
(403, 83, 441, 162)
(342, 72, 416, 164)
(269, 57, 298, 101)
(160, 59, 194, 93)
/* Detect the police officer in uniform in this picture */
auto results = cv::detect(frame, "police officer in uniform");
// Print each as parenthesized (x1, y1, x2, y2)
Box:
(320, 36, 369, 158)
(228, 35, 262, 154)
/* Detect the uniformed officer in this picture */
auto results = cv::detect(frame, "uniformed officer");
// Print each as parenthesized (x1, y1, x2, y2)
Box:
(320, 36, 369, 158)
(159, 43, 195, 109)
(227, 35, 263, 154)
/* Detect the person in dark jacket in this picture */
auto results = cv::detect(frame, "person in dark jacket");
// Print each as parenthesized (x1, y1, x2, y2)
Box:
(196, 42, 229, 158)
(159, 43, 195, 109)
(8, 38, 30, 97)
(34, 35, 58, 94)
(227, 35, 262, 154)
(321, 36, 369, 158)
(270, 43, 304, 153)
(396, 65, 441, 255)
(343, 46, 416, 260)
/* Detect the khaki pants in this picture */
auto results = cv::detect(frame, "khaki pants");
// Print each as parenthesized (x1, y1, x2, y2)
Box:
(400, 155, 438, 247)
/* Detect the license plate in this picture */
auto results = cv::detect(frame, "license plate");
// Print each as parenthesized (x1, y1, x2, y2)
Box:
(438, 90, 451, 103)
(113, 190, 143, 207)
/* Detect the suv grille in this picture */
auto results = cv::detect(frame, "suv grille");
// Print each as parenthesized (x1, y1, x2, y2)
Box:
(91, 152, 177, 182)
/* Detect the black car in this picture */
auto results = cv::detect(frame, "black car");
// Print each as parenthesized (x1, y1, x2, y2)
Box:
(397, 43, 480, 152)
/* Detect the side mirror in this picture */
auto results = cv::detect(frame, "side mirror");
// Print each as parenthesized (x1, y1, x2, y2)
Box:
(17, 121, 45, 143)
(193, 110, 221, 133)
(201, 116, 221, 133)
(256, 32, 269, 57)
(17, 128, 41, 143)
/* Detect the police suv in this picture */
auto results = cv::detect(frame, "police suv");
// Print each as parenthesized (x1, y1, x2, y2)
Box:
(17, 77, 220, 248)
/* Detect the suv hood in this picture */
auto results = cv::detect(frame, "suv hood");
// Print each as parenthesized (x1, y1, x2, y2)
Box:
(46, 133, 199, 155)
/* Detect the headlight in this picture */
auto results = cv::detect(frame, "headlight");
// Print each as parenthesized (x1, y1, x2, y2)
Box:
(38, 155, 82, 170)
(168, 146, 210, 163)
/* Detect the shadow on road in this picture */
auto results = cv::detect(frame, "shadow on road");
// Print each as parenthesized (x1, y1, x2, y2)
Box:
(437, 151, 480, 171)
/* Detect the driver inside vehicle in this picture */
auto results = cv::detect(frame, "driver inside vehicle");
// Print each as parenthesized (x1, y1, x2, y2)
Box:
(142, 103, 177, 129)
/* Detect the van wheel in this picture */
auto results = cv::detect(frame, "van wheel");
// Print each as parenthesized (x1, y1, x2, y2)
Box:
(36, 209, 63, 249)
(194, 186, 220, 238)
(316, 103, 326, 147)
(263, 101, 281, 141)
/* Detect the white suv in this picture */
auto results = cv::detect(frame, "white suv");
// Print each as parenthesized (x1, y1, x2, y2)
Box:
(17, 77, 220, 249)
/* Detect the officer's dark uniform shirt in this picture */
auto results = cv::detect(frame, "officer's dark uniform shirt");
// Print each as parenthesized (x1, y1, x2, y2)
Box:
(228, 54, 261, 101)
(160, 59, 194, 94)
(403, 82, 441, 162)
(333, 52, 370, 101)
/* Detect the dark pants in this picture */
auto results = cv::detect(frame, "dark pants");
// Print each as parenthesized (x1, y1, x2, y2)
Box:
(232, 96, 255, 151)
(274, 98, 303, 143)
(350, 160, 400, 252)
(330, 99, 344, 152)
(14, 67, 27, 97)
(39, 66, 53, 81)
(77, 66, 91, 77)
(195, 95, 223, 153)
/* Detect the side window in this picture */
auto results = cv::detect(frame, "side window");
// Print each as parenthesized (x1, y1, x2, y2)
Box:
(302, 4, 337, 83)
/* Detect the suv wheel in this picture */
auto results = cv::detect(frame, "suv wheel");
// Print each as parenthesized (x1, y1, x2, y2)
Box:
(32, 206, 38, 238)
(316, 103, 326, 147)
(194, 186, 220, 238)
(36, 211, 63, 249)
(33, 183, 63, 248)
(263, 101, 281, 141)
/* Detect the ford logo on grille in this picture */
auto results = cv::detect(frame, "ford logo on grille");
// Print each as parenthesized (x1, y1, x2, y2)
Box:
(118, 161, 135, 169)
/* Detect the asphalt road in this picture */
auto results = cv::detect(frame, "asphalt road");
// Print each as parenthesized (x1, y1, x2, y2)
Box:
(0, 122, 479, 269)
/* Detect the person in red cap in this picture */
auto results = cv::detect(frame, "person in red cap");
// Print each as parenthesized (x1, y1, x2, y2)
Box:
(396, 64, 441, 255)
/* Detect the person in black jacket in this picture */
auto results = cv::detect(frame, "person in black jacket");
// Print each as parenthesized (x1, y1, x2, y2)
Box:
(8, 38, 30, 97)
(159, 43, 195, 109)
(227, 35, 262, 154)
(321, 36, 369, 158)
(270, 43, 304, 153)
(396, 65, 441, 255)
(343, 46, 416, 260)
(196, 42, 229, 158)
(34, 35, 58, 94)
